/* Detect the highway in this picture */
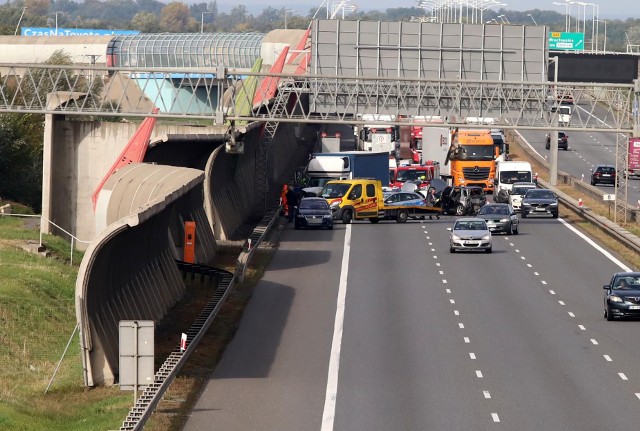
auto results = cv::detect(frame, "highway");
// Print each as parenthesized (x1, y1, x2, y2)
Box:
(183, 215, 640, 430)
(519, 102, 640, 206)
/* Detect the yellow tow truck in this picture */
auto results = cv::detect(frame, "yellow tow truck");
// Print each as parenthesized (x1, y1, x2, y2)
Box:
(319, 178, 442, 223)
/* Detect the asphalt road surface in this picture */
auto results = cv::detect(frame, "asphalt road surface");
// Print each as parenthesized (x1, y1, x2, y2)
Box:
(184, 215, 640, 430)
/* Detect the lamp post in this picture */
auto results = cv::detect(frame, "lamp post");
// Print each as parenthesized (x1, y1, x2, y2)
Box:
(527, 14, 537, 25)
(553, 2, 570, 32)
(498, 14, 509, 24)
(200, 11, 212, 33)
(14, 6, 27, 36)
(55, 11, 63, 35)
(285, 9, 298, 29)
(595, 18, 607, 52)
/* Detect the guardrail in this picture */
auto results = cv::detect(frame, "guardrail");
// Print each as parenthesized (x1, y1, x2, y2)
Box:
(508, 130, 640, 258)
(118, 205, 284, 430)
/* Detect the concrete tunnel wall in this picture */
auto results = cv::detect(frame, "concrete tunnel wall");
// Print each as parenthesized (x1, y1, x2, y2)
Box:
(77, 163, 211, 387)
(42, 116, 316, 245)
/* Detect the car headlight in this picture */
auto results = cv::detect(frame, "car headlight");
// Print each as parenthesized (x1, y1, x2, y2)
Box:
(499, 218, 509, 222)
(522, 202, 531, 207)
(550, 202, 558, 206)
(481, 235, 491, 240)
(323, 214, 332, 219)
(451, 234, 461, 241)
(609, 295, 623, 303)
(330, 202, 340, 209)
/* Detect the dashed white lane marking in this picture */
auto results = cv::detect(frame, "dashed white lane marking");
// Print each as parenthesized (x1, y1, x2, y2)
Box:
(433, 255, 438, 259)
(635, 393, 640, 400)
(541, 280, 547, 285)
(550, 290, 556, 295)
(591, 339, 599, 345)
(450, 299, 456, 304)
(476, 370, 483, 378)
(515, 249, 520, 253)
(458, 323, 465, 329)
(579, 325, 586, 330)
(431, 248, 436, 252)
(469, 353, 477, 359)
(492, 413, 500, 423)
(619, 373, 628, 381)
(521, 256, 526, 260)
(558, 301, 566, 306)
(464, 337, 470, 343)
(439, 270, 444, 275)
(509, 243, 514, 247)
(454, 310, 460, 316)
(568, 312, 575, 317)
(446, 288, 451, 294)
(527, 264, 532, 268)
(429, 242, 433, 245)
(483, 391, 491, 399)
(436, 263, 441, 267)
(442, 279, 448, 284)
(604, 355, 612, 362)
(534, 272, 540, 276)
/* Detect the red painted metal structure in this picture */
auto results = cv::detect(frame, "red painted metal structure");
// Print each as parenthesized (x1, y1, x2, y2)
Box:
(91, 108, 159, 209)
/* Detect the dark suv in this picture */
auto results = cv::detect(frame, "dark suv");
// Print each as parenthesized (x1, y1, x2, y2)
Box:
(439, 186, 487, 216)
(591, 165, 618, 186)
(545, 132, 568, 150)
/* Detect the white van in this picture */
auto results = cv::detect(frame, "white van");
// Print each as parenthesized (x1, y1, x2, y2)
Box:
(551, 105, 571, 126)
(494, 161, 533, 202)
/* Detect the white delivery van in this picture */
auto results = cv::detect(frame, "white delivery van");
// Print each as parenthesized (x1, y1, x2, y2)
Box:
(494, 161, 533, 202)
(551, 105, 571, 126)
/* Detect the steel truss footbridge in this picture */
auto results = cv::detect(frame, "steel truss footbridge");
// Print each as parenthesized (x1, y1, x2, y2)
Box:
(0, 63, 639, 219)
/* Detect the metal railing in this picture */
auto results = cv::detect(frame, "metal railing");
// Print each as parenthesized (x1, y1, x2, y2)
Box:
(0, 211, 91, 265)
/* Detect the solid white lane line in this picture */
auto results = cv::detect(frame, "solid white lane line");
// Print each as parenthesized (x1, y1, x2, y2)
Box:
(619, 373, 628, 381)
(464, 337, 470, 343)
(458, 323, 465, 329)
(483, 391, 491, 399)
(492, 413, 500, 423)
(476, 370, 483, 378)
(558, 218, 632, 271)
(469, 353, 476, 359)
(604, 355, 612, 362)
(568, 312, 575, 317)
(321, 224, 351, 431)
(579, 325, 586, 330)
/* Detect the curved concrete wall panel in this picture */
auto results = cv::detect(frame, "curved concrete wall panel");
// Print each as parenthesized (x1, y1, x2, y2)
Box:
(78, 163, 213, 386)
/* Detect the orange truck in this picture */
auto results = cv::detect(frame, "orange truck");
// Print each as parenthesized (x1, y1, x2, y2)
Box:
(446, 129, 498, 192)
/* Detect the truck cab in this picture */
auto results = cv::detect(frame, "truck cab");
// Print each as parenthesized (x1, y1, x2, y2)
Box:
(390, 163, 439, 190)
(447, 129, 498, 192)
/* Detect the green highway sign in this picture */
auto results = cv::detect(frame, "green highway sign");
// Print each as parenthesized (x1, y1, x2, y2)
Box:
(548, 32, 585, 51)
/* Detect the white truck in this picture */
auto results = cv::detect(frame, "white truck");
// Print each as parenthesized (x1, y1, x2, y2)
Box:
(357, 114, 398, 153)
(420, 126, 452, 179)
(493, 160, 533, 202)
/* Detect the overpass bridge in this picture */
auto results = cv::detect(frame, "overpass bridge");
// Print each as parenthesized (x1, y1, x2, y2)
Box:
(2, 18, 640, 429)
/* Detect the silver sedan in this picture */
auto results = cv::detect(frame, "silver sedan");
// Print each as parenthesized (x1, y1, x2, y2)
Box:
(448, 217, 493, 253)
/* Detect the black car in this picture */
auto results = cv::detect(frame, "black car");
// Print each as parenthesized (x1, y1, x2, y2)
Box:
(439, 186, 487, 216)
(545, 132, 569, 150)
(294, 197, 333, 230)
(603, 272, 640, 321)
(476, 203, 519, 235)
(591, 164, 618, 186)
(521, 188, 558, 218)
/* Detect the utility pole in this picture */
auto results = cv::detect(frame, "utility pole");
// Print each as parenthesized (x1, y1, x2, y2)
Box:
(550, 56, 559, 186)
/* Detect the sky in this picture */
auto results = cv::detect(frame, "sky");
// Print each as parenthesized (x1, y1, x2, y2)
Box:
(214, 0, 640, 20)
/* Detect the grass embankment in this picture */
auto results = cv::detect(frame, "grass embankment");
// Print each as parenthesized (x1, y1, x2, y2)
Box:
(0, 203, 276, 430)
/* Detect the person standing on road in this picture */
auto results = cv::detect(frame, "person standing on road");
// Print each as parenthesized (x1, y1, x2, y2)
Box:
(286, 186, 299, 222)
